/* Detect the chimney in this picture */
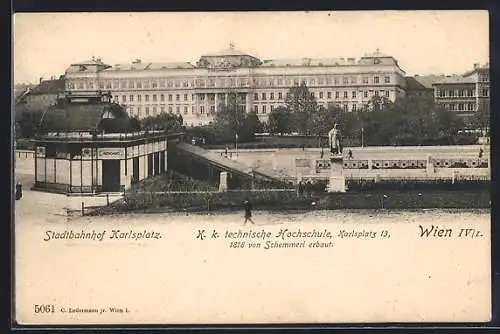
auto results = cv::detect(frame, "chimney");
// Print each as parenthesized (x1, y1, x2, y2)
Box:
(39, 77, 43, 84)
(474, 63, 479, 69)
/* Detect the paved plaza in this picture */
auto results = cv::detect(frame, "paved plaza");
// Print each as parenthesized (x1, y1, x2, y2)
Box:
(15, 157, 122, 219)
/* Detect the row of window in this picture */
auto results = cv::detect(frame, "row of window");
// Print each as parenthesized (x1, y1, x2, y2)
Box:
(436, 88, 489, 98)
(127, 102, 371, 118)
(254, 90, 391, 101)
(114, 89, 392, 105)
(130, 103, 365, 116)
(114, 93, 195, 103)
(66, 75, 393, 90)
(114, 93, 247, 104)
(253, 103, 361, 114)
(479, 74, 489, 82)
(436, 89, 475, 98)
(128, 105, 223, 117)
(442, 102, 476, 112)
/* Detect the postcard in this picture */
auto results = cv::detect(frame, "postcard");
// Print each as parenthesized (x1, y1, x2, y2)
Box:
(13, 10, 491, 326)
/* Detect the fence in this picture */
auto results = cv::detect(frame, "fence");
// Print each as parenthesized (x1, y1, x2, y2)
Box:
(15, 150, 35, 159)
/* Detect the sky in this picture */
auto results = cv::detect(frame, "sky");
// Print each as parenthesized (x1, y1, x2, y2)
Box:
(13, 11, 489, 84)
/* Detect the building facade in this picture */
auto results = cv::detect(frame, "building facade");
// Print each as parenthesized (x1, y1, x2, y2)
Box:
(64, 46, 407, 126)
(432, 63, 490, 116)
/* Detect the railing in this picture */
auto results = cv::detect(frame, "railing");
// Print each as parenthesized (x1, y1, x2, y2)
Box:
(36, 130, 181, 141)
(15, 150, 35, 159)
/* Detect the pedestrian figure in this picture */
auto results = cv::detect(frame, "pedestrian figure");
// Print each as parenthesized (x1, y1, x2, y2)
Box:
(224, 146, 229, 157)
(306, 180, 313, 198)
(243, 199, 255, 224)
(479, 148, 484, 158)
(348, 149, 353, 159)
(320, 148, 324, 159)
(15, 181, 22, 200)
(298, 181, 304, 197)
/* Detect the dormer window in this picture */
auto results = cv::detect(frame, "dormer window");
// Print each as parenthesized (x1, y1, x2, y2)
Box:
(79, 65, 87, 71)
(102, 110, 114, 119)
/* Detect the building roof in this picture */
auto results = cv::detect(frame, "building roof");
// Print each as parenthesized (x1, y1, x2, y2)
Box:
(201, 46, 253, 58)
(38, 102, 129, 132)
(405, 77, 427, 91)
(105, 62, 195, 71)
(261, 57, 357, 67)
(432, 75, 476, 85)
(361, 49, 392, 58)
(70, 59, 109, 67)
(463, 63, 489, 77)
(28, 79, 65, 95)
(405, 75, 445, 90)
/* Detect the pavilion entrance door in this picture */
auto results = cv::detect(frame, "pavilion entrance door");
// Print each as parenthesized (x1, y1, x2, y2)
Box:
(102, 159, 121, 192)
(132, 157, 139, 183)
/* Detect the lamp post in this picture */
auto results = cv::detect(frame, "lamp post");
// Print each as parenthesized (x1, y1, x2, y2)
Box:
(235, 132, 239, 158)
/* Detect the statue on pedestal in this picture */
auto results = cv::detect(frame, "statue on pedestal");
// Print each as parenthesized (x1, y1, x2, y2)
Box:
(328, 123, 343, 155)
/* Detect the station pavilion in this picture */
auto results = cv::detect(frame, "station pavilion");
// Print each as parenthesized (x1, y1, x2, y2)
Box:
(33, 92, 175, 194)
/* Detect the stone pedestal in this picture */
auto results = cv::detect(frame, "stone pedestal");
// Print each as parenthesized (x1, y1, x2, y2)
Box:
(426, 155, 434, 175)
(327, 154, 346, 193)
(271, 153, 277, 170)
(219, 171, 228, 192)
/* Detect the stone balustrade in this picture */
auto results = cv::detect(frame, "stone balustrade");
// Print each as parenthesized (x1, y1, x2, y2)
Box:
(343, 158, 489, 170)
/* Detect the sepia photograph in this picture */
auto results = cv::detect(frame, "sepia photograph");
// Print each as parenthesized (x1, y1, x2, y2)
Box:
(13, 10, 491, 326)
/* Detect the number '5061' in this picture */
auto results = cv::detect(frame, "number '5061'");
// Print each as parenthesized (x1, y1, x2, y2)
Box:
(34, 305, 55, 313)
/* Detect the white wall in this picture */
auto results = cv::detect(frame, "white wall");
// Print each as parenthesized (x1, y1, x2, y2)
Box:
(35, 157, 45, 182)
(45, 158, 56, 183)
(55, 159, 70, 185)
(70, 160, 81, 188)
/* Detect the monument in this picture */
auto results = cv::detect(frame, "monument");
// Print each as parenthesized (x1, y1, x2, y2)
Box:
(326, 123, 346, 192)
(219, 171, 228, 192)
(328, 123, 343, 155)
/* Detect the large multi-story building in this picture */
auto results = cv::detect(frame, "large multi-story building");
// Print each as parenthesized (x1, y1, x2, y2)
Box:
(64, 46, 407, 126)
(432, 63, 489, 117)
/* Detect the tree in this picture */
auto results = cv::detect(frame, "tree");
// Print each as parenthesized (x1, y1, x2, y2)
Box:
(214, 93, 246, 138)
(468, 101, 490, 135)
(16, 110, 45, 138)
(311, 104, 344, 136)
(212, 92, 262, 143)
(141, 112, 184, 132)
(267, 106, 292, 134)
(285, 82, 318, 134)
(129, 116, 141, 131)
(239, 111, 263, 141)
(336, 94, 465, 146)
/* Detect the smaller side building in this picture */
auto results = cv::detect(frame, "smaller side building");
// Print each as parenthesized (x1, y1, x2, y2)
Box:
(32, 94, 176, 194)
(432, 63, 489, 117)
(16, 77, 65, 111)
